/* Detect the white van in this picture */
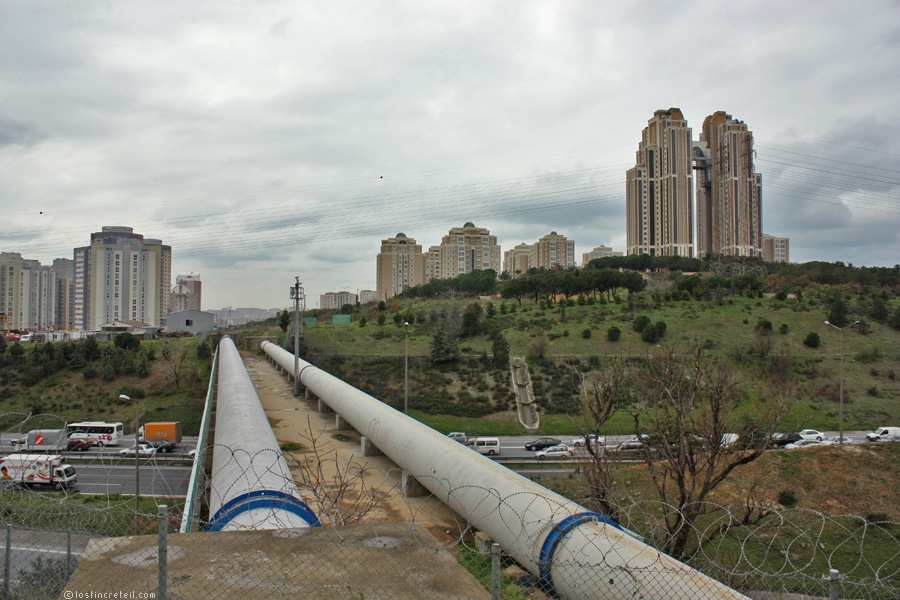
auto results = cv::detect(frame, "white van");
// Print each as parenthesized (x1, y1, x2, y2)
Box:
(471, 437, 501, 456)
(866, 427, 900, 442)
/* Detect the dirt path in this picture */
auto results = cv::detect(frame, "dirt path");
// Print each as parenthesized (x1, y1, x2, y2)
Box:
(240, 351, 465, 544)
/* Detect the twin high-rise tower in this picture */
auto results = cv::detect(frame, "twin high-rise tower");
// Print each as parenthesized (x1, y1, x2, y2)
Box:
(626, 108, 762, 259)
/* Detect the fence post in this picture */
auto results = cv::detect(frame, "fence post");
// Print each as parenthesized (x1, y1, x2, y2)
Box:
(67, 530, 72, 576)
(828, 569, 841, 600)
(158, 505, 168, 600)
(4, 525, 11, 600)
(491, 543, 501, 600)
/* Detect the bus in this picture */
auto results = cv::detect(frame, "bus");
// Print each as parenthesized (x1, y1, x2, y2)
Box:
(65, 422, 125, 446)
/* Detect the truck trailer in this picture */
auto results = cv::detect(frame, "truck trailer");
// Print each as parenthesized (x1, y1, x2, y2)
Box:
(139, 422, 182, 444)
(0, 454, 77, 490)
(10, 429, 68, 452)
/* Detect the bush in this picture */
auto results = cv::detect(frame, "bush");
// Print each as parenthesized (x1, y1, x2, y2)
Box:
(779, 324, 789, 335)
(803, 332, 821, 348)
(607, 326, 621, 342)
(641, 325, 659, 343)
(778, 490, 798, 508)
(113, 332, 140, 351)
(581, 329, 592, 339)
(632, 315, 651, 332)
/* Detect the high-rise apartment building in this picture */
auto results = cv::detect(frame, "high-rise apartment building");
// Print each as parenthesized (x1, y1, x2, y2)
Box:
(424, 246, 442, 283)
(358, 290, 377, 305)
(74, 226, 172, 330)
(582, 246, 623, 266)
(626, 108, 695, 257)
(762, 234, 789, 263)
(436, 222, 501, 279)
(503, 243, 533, 278)
(0, 252, 59, 330)
(320, 291, 358, 310)
(695, 112, 763, 258)
(533, 232, 575, 271)
(170, 272, 202, 313)
(52, 258, 75, 330)
(376, 233, 425, 301)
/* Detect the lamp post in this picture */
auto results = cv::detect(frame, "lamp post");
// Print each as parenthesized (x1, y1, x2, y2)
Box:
(404, 321, 409, 414)
(824, 320, 859, 445)
(120, 394, 140, 532)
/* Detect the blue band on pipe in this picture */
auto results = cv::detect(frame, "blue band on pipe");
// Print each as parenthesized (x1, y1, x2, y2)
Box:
(538, 512, 622, 598)
(207, 489, 320, 531)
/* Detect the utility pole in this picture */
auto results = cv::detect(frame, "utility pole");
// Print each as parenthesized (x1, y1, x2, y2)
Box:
(290, 277, 304, 397)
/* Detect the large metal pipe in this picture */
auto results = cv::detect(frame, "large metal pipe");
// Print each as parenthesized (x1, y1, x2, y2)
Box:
(262, 340, 748, 600)
(208, 337, 319, 531)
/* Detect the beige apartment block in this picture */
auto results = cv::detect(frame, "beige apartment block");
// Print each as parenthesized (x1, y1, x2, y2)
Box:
(762, 234, 790, 263)
(320, 291, 358, 310)
(376, 233, 425, 301)
(358, 289, 377, 305)
(503, 243, 533, 278)
(424, 245, 442, 283)
(52, 258, 75, 330)
(533, 231, 575, 270)
(74, 226, 171, 330)
(696, 112, 763, 258)
(626, 108, 695, 258)
(436, 222, 501, 279)
(582, 245, 623, 266)
(0, 252, 60, 330)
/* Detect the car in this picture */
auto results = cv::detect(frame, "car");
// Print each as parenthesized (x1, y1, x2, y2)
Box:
(149, 440, 177, 453)
(770, 432, 802, 447)
(524, 438, 561, 451)
(866, 427, 900, 442)
(119, 444, 156, 457)
(10, 435, 27, 447)
(571, 434, 604, 448)
(785, 439, 822, 450)
(447, 432, 468, 444)
(66, 439, 92, 452)
(536, 445, 574, 459)
(616, 436, 649, 452)
(798, 429, 824, 442)
(821, 435, 851, 445)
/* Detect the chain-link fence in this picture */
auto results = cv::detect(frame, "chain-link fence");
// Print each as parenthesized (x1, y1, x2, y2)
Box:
(1, 464, 898, 600)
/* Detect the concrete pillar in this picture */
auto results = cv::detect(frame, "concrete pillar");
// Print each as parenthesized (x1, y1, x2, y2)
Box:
(335, 414, 349, 430)
(401, 471, 428, 497)
(473, 531, 494, 555)
(360, 436, 382, 457)
(317, 399, 333, 414)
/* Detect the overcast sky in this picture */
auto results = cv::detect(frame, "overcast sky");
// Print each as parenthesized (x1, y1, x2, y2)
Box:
(2, 1, 898, 310)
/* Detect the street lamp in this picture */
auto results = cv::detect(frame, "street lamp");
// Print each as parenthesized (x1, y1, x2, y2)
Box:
(824, 320, 859, 445)
(404, 322, 409, 414)
(120, 393, 140, 532)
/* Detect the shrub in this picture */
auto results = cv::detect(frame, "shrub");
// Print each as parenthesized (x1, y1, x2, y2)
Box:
(641, 326, 659, 343)
(632, 315, 651, 333)
(803, 332, 821, 348)
(755, 319, 773, 334)
(607, 326, 621, 342)
(778, 490, 798, 508)
(581, 329, 592, 339)
(779, 324, 789, 335)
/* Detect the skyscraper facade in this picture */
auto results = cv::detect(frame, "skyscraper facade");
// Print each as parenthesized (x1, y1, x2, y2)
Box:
(695, 112, 763, 258)
(375, 233, 425, 301)
(170, 272, 202, 313)
(626, 108, 695, 257)
(74, 226, 172, 330)
(762, 234, 789, 263)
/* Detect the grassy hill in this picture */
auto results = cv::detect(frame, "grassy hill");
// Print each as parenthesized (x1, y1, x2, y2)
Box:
(265, 284, 900, 436)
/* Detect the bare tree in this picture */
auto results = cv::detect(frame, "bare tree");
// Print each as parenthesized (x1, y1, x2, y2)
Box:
(578, 361, 634, 517)
(160, 342, 189, 388)
(630, 344, 787, 559)
(286, 419, 382, 526)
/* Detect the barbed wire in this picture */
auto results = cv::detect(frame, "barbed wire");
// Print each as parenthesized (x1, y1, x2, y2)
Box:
(1, 438, 898, 599)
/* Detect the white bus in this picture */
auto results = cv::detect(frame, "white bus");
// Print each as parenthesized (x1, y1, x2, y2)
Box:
(65, 422, 125, 446)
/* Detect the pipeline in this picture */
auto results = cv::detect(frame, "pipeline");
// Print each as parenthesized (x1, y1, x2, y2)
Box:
(262, 340, 748, 600)
(207, 337, 319, 531)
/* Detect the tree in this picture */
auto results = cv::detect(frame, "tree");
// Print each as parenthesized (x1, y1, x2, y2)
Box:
(579, 361, 634, 516)
(607, 326, 621, 342)
(803, 332, 821, 347)
(279, 309, 291, 332)
(490, 332, 509, 369)
(624, 345, 786, 559)
(161, 342, 189, 388)
(430, 328, 461, 364)
(827, 297, 850, 328)
(114, 332, 141, 351)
